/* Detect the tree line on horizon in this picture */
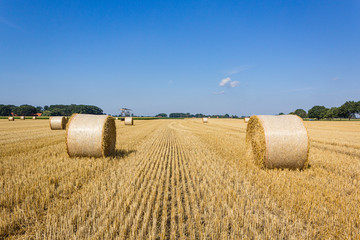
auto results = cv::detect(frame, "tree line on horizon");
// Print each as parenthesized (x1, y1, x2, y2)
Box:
(284, 101, 360, 120)
(0, 104, 103, 116)
(157, 100, 360, 120)
(1, 100, 359, 119)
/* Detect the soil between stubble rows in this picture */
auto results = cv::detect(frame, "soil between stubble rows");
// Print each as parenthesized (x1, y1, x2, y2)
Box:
(0, 119, 359, 239)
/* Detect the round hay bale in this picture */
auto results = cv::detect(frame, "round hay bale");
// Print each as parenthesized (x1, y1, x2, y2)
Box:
(124, 117, 134, 125)
(32, 116, 37, 120)
(49, 116, 67, 130)
(115, 117, 119, 120)
(8, 117, 14, 121)
(20, 116, 25, 120)
(244, 117, 250, 123)
(246, 115, 309, 169)
(202, 117, 208, 123)
(66, 114, 116, 158)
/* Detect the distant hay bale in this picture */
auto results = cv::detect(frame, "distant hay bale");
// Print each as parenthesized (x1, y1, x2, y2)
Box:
(115, 117, 119, 120)
(20, 116, 25, 120)
(8, 117, 14, 121)
(32, 116, 37, 120)
(244, 117, 250, 123)
(124, 117, 134, 125)
(49, 116, 67, 130)
(246, 115, 309, 169)
(202, 117, 208, 123)
(66, 114, 116, 158)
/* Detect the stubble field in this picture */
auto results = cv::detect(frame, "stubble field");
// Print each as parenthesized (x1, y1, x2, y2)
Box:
(0, 118, 359, 239)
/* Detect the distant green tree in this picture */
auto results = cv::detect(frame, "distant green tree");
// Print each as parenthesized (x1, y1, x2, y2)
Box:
(156, 113, 168, 118)
(278, 112, 285, 115)
(293, 109, 307, 118)
(308, 105, 328, 120)
(0, 105, 12, 116)
(224, 114, 230, 118)
(13, 105, 38, 116)
(36, 106, 43, 113)
(338, 101, 358, 120)
(324, 107, 339, 120)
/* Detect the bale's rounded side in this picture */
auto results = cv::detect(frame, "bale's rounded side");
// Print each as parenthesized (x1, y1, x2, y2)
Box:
(20, 116, 25, 120)
(8, 117, 14, 121)
(124, 117, 133, 125)
(50, 116, 66, 130)
(66, 114, 116, 158)
(202, 117, 208, 123)
(246, 115, 309, 169)
(244, 117, 250, 123)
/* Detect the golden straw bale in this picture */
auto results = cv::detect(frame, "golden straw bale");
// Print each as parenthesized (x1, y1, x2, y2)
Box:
(246, 115, 309, 169)
(49, 116, 67, 130)
(202, 117, 208, 123)
(8, 117, 14, 121)
(124, 117, 134, 125)
(115, 117, 119, 120)
(66, 114, 116, 158)
(244, 117, 250, 123)
(20, 116, 25, 120)
(32, 116, 37, 120)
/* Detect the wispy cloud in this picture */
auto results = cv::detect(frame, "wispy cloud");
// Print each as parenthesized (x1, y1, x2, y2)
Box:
(224, 65, 254, 76)
(332, 77, 340, 81)
(213, 90, 225, 95)
(0, 17, 23, 31)
(229, 81, 239, 88)
(219, 77, 231, 87)
(168, 80, 174, 85)
(219, 77, 240, 88)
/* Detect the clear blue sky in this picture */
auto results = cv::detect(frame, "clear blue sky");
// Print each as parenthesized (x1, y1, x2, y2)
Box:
(1, 1, 359, 116)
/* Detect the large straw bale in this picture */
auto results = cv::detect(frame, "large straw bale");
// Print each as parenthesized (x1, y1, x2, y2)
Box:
(32, 116, 37, 120)
(246, 115, 309, 169)
(66, 114, 116, 158)
(49, 116, 67, 130)
(8, 117, 14, 121)
(202, 117, 208, 123)
(124, 117, 134, 125)
(244, 117, 250, 123)
(20, 116, 25, 120)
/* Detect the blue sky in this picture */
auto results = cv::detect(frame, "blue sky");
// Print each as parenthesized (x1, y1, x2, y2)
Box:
(1, 1, 359, 116)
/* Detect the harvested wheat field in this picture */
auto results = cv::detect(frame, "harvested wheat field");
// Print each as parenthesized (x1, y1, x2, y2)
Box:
(0, 119, 359, 239)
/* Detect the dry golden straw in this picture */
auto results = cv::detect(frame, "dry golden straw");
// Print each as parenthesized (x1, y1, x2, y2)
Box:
(49, 116, 67, 130)
(202, 117, 208, 123)
(124, 117, 134, 125)
(8, 117, 14, 121)
(246, 115, 309, 169)
(66, 114, 116, 158)
(20, 116, 25, 120)
(244, 117, 250, 123)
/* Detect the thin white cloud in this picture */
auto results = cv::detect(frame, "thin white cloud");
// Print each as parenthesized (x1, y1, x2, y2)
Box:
(225, 65, 254, 76)
(332, 77, 340, 81)
(0, 17, 23, 31)
(213, 90, 225, 95)
(168, 80, 173, 84)
(229, 81, 239, 88)
(219, 77, 231, 86)
(219, 77, 240, 88)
